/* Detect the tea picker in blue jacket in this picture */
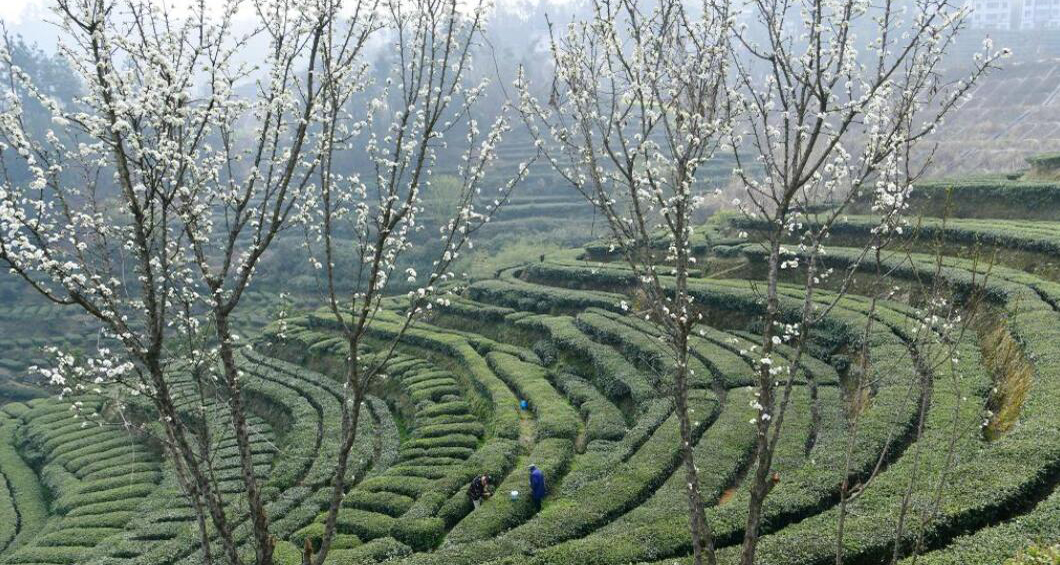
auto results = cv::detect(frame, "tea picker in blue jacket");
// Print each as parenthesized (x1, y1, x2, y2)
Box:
(529, 464, 546, 511)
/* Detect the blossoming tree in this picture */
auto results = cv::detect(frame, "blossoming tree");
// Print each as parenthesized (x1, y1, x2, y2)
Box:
(726, 0, 1006, 562)
(297, 0, 530, 562)
(0, 0, 373, 563)
(516, 1, 733, 562)
(518, 0, 1007, 563)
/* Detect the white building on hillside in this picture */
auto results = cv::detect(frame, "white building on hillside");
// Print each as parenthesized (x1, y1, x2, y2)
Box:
(967, 0, 1060, 29)
(969, 0, 1019, 29)
(1021, 0, 1060, 29)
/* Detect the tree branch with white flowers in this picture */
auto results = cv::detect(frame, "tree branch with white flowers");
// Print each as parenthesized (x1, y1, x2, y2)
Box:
(297, 1, 531, 562)
(726, 0, 1006, 562)
(516, 1, 733, 563)
(0, 1, 377, 563)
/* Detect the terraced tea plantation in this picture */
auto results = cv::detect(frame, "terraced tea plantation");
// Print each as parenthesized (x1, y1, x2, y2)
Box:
(2, 179, 1059, 564)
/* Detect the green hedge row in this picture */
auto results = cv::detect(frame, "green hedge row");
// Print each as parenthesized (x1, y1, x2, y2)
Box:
(402, 434, 480, 452)
(513, 314, 655, 404)
(324, 536, 411, 564)
(1026, 152, 1060, 170)
(0, 383, 46, 404)
(485, 352, 580, 441)
(369, 396, 402, 473)
(584, 307, 753, 389)
(327, 508, 395, 540)
(2, 544, 95, 563)
(437, 297, 517, 323)
(404, 372, 457, 387)
(445, 438, 575, 544)
(551, 373, 626, 442)
(76, 449, 158, 481)
(358, 475, 437, 499)
(0, 403, 29, 418)
(79, 461, 158, 483)
(399, 447, 475, 461)
(729, 214, 1060, 258)
(376, 393, 717, 565)
(574, 310, 714, 391)
(0, 417, 19, 553)
(394, 456, 466, 472)
(843, 177, 1060, 219)
(906, 486, 1060, 564)
(403, 444, 475, 459)
(519, 261, 639, 292)
(527, 281, 928, 564)
(415, 413, 479, 429)
(36, 526, 121, 547)
(343, 490, 415, 517)
(409, 384, 463, 404)
(418, 401, 473, 419)
(558, 399, 673, 496)
(468, 278, 622, 315)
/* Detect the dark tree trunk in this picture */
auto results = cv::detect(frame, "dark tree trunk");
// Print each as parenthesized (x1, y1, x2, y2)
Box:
(214, 312, 273, 565)
(674, 336, 717, 565)
(740, 236, 783, 565)
(313, 342, 366, 565)
(151, 364, 242, 565)
(671, 214, 717, 565)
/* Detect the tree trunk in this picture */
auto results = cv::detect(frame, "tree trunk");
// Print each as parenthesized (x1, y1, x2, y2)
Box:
(671, 214, 717, 565)
(739, 236, 783, 565)
(313, 342, 366, 565)
(890, 360, 935, 564)
(191, 489, 215, 565)
(674, 333, 717, 565)
(214, 312, 274, 565)
(165, 438, 221, 565)
(162, 415, 242, 565)
(150, 359, 243, 565)
(808, 373, 821, 453)
(739, 456, 772, 565)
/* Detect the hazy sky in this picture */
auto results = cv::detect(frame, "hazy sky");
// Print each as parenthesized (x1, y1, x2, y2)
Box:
(1, 0, 54, 47)
(0, 0, 46, 24)
(1, 0, 575, 52)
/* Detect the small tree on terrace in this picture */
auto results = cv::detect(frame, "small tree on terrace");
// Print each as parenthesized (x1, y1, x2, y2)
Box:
(515, 1, 733, 563)
(300, 1, 531, 562)
(0, 1, 375, 564)
(726, 0, 1006, 562)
